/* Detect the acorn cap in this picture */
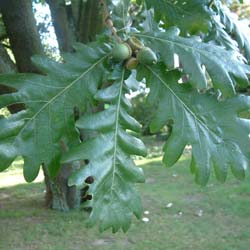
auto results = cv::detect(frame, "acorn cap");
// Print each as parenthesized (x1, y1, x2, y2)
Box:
(125, 57, 139, 70)
(128, 36, 144, 51)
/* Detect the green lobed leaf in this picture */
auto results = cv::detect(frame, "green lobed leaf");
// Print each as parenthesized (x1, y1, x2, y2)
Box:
(135, 29, 250, 97)
(205, 17, 241, 55)
(137, 64, 250, 185)
(145, 0, 212, 34)
(215, 2, 250, 62)
(62, 66, 147, 233)
(110, 0, 131, 30)
(0, 42, 110, 181)
(0, 111, 26, 171)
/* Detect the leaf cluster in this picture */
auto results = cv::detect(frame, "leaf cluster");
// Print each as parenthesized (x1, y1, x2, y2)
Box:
(0, 0, 250, 232)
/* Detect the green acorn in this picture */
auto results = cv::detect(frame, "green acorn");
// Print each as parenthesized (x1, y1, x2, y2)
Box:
(137, 47, 157, 65)
(112, 43, 132, 62)
(125, 57, 139, 70)
(128, 36, 144, 51)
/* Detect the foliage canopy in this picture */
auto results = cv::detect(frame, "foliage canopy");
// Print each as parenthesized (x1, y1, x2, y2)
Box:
(0, 0, 250, 232)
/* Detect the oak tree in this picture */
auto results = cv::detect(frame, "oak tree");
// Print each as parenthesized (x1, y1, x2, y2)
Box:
(0, 0, 250, 232)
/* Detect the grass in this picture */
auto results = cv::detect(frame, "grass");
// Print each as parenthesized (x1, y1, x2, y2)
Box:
(1, 145, 250, 250)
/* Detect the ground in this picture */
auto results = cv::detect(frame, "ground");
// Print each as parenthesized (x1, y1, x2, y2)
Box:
(0, 138, 250, 250)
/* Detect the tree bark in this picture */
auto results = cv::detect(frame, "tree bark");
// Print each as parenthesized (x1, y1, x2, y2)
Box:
(43, 140, 81, 211)
(46, 0, 108, 52)
(0, 0, 44, 73)
(43, 163, 80, 211)
(0, 0, 44, 112)
(78, 0, 108, 43)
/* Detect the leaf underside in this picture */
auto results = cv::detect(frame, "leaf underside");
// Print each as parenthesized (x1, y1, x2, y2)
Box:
(0, 42, 110, 181)
(62, 66, 147, 233)
(137, 64, 250, 185)
(135, 29, 250, 97)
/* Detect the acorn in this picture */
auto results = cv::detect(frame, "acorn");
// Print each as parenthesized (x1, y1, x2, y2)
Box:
(137, 47, 157, 65)
(125, 57, 139, 70)
(112, 43, 132, 62)
(128, 36, 144, 51)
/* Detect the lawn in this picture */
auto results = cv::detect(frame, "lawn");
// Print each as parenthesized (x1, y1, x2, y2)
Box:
(1, 144, 250, 250)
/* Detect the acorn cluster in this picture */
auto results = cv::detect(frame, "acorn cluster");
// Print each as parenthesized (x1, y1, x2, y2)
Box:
(111, 36, 157, 70)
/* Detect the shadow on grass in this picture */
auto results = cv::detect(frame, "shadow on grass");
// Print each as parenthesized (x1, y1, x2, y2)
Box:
(0, 155, 250, 250)
(0, 182, 45, 218)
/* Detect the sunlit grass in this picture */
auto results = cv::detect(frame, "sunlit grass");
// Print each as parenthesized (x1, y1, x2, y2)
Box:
(0, 157, 43, 188)
(1, 149, 250, 250)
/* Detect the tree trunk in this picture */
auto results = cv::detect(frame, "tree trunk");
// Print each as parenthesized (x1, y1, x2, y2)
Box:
(0, 0, 44, 73)
(43, 140, 81, 211)
(46, 0, 108, 52)
(43, 164, 80, 211)
(0, 0, 43, 113)
(78, 0, 108, 43)
(45, 0, 75, 52)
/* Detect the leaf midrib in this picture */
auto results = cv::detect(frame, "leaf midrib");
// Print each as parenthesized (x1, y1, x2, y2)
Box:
(135, 33, 227, 62)
(148, 66, 222, 144)
(163, 1, 204, 19)
(111, 69, 125, 194)
(16, 54, 109, 140)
